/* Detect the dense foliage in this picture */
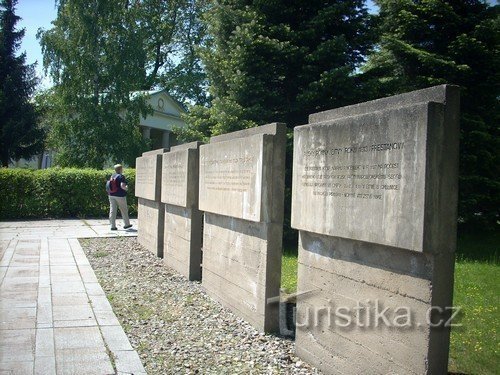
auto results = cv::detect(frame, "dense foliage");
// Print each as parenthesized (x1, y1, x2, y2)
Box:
(177, 0, 375, 141)
(21, 0, 499, 231)
(37, 0, 208, 168)
(178, 0, 499, 232)
(363, 0, 500, 229)
(0, 0, 44, 167)
(0, 168, 137, 219)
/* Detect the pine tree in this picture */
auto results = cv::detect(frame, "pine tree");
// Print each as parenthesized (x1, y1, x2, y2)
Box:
(0, 0, 43, 167)
(178, 0, 374, 141)
(363, 0, 500, 229)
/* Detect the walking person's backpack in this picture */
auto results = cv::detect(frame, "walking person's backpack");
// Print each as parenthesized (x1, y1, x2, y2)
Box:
(106, 174, 119, 194)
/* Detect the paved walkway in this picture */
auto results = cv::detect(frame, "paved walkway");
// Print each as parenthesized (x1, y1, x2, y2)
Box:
(0, 219, 145, 375)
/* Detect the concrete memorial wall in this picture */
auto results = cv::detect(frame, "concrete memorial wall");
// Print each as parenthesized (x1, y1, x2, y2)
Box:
(291, 85, 460, 374)
(135, 148, 167, 258)
(198, 123, 286, 333)
(161, 141, 204, 281)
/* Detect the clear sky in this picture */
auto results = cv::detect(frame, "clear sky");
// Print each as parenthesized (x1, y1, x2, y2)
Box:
(17, 0, 57, 88)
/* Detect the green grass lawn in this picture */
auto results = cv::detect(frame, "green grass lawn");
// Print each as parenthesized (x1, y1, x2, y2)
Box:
(281, 232, 499, 374)
(449, 260, 499, 374)
(281, 251, 298, 294)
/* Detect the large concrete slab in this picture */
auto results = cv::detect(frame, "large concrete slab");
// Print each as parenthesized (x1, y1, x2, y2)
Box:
(164, 205, 203, 281)
(137, 198, 164, 258)
(135, 150, 164, 201)
(161, 142, 202, 208)
(203, 213, 283, 332)
(293, 102, 445, 252)
(200, 123, 286, 333)
(291, 85, 460, 374)
(162, 142, 204, 281)
(136, 148, 167, 257)
(199, 134, 267, 222)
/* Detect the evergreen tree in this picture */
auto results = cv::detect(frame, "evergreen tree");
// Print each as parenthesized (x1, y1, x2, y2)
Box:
(0, 0, 43, 167)
(363, 0, 500, 229)
(178, 0, 374, 141)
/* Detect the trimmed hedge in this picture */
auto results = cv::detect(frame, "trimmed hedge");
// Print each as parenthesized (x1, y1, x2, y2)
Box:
(0, 168, 137, 220)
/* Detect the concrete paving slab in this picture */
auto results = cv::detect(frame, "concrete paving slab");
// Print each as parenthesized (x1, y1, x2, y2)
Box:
(51, 293, 89, 307)
(34, 356, 56, 375)
(93, 309, 121, 326)
(54, 326, 105, 350)
(0, 360, 34, 374)
(114, 350, 147, 375)
(0, 219, 145, 374)
(0, 329, 35, 362)
(84, 282, 107, 296)
(0, 307, 36, 329)
(55, 349, 114, 375)
(53, 305, 94, 321)
(100, 326, 134, 351)
(35, 328, 55, 357)
(36, 303, 53, 326)
(0, 290, 37, 308)
(89, 294, 113, 311)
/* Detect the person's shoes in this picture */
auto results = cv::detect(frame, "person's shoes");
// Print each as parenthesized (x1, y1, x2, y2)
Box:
(123, 224, 132, 229)
(111, 227, 118, 230)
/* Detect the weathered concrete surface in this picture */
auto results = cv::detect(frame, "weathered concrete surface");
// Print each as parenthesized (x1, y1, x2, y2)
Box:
(292, 85, 460, 374)
(161, 141, 203, 281)
(137, 198, 164, 258)
(309, 84, 460, 125)
(136, 148, 167, 258)
(199, 124, 286, 224)
(164, 205, 203, 281)
(161, 144, 201, 208)
(295, 231, 455, 375)
(142, 148, 169, 156)
(199, 134, 267, 222)
(202, 213, 282, 332)
(135, 153, 163, 201)
(200, 123, 286, 333)
(293, 103, 441, 252)
(170, 141, 203, 152)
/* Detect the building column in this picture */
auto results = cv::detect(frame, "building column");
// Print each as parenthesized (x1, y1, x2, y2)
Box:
(142, 126, 151, 139)
(162, 130, 171, 150)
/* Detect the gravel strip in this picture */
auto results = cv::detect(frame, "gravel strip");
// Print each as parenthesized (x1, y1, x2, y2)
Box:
(80, 237, 320, 374)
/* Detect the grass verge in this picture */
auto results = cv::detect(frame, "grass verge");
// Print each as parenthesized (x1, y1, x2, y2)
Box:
(448, 260, 499, 374)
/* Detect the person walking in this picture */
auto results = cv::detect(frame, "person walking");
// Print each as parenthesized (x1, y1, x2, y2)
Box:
(107, 164, 132, 230)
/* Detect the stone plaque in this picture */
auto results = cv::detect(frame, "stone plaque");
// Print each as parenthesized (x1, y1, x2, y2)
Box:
(200, 123, 286, 333)
(199, 135, 268, 222)
(135, 154, 162, 201)
(161, 148, 198, 208)
(292, 102, 441, 252)
(292, 85, 460, 374)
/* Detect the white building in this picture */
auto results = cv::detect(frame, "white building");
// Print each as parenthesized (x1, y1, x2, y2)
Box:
(11, 89, 187, 169)
(135, 89, 187, 150)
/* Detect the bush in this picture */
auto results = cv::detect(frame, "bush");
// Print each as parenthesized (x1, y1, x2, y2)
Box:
(0, 168, 137, 220)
